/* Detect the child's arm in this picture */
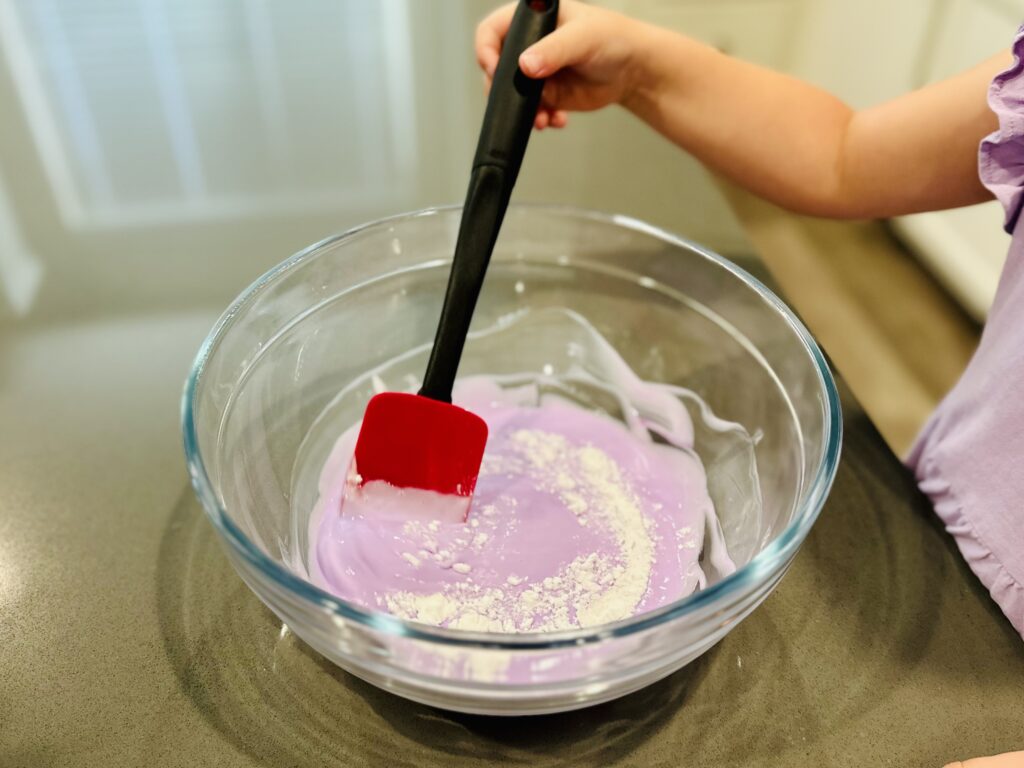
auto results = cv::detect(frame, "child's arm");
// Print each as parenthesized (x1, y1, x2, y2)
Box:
(622, 29, 1006, 218)
(477, 1, 1010, 219)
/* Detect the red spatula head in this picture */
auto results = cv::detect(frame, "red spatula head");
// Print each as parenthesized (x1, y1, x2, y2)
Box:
(352, 392, 488, 498)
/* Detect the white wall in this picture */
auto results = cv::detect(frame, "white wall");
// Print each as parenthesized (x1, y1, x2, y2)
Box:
(620, 0, 1024, 319)
(791, 0, 937, 106)
(4, 0, 1021, 321)
(792, 0, 1022, 319)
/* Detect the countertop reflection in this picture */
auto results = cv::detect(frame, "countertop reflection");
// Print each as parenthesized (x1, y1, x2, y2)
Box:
(0, 0, 746, 325)
(1, 3, 1022, 767)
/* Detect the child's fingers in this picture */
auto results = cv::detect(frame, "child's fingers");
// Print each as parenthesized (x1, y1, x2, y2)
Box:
(479, 2, 574, 132)
(487, 72, 565, 131)
(475, 3, 516, 76)
(945, 752, 1024, 767)
(539, 79, 563, 111)
(533, 108, 569, 131)
(519, 20, 597, 79)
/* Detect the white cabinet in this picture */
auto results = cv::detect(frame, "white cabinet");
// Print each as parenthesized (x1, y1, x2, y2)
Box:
(548, 0, 1023, 317)
(926, 0, 1021, 78)
(891, 0, 1019, 320)
(611, 0, 1019, 318)
(608, 0, 804, 69)
(563, 0, 805, 252)
(737, 0, 1021, 319)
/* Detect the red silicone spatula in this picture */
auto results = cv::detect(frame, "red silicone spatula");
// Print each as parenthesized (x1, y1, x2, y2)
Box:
(351, 0, 559, 511)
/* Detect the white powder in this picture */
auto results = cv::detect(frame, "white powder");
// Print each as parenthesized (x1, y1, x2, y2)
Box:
(677, 526, 699, 550)
(382, 429, 656, 632)
(562, 491, 588, 515)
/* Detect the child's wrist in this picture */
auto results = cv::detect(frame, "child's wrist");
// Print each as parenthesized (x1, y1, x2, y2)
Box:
(621, 23, 675, 115)
(622, 26, 708, 119)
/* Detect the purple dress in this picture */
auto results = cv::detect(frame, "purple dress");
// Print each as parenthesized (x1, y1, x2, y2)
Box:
(907, 29, 1024, 639)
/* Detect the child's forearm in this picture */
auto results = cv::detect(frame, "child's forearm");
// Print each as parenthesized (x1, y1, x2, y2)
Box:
(623, 25, 1003, 218)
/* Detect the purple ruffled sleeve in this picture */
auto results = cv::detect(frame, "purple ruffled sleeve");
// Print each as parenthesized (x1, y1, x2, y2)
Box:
(907, 26, 1024, 640)
(980, 25, 1024, 232)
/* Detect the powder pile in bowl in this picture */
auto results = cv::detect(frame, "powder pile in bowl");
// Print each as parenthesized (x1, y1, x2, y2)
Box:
(306, 311, 744, 632)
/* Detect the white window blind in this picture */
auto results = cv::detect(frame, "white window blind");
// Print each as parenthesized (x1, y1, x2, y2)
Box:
(1, 0, 418, 228)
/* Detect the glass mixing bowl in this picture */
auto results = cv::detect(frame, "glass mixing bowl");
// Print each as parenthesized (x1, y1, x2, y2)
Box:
(182, 205, 841, 715)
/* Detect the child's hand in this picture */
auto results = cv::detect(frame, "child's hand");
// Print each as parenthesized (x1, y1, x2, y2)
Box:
(944, 752, 1024, 767)
(475, 0, 647, 130)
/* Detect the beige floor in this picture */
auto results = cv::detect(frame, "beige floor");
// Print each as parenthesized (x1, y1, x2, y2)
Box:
(722, 187, 981, 456)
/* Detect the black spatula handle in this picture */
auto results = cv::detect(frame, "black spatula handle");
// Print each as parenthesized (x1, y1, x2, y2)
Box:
(473, 0, 559, 183)
(419, 0, 558, 403)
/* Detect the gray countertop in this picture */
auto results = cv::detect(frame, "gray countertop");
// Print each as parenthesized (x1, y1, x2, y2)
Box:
(2, 266, 1022, 767)
(0, 2, 1021, 763)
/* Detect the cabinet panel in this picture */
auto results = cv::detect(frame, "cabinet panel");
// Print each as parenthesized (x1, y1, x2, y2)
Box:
(893, 0, 1019, 319)
(608, 0, 802, 69)
(925, 0, 1019, 79)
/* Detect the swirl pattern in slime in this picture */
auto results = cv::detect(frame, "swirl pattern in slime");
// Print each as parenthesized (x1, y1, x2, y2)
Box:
(308, 370, 738, 632)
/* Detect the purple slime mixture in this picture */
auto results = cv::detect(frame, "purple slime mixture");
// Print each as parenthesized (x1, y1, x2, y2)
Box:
(308, 376, 733, 632)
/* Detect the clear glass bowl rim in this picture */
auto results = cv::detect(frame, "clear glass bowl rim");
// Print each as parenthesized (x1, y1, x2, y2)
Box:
(181, 203, 842, 651)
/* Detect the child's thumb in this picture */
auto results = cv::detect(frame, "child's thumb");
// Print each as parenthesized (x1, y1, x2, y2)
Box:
(518, 24, 593, 78)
